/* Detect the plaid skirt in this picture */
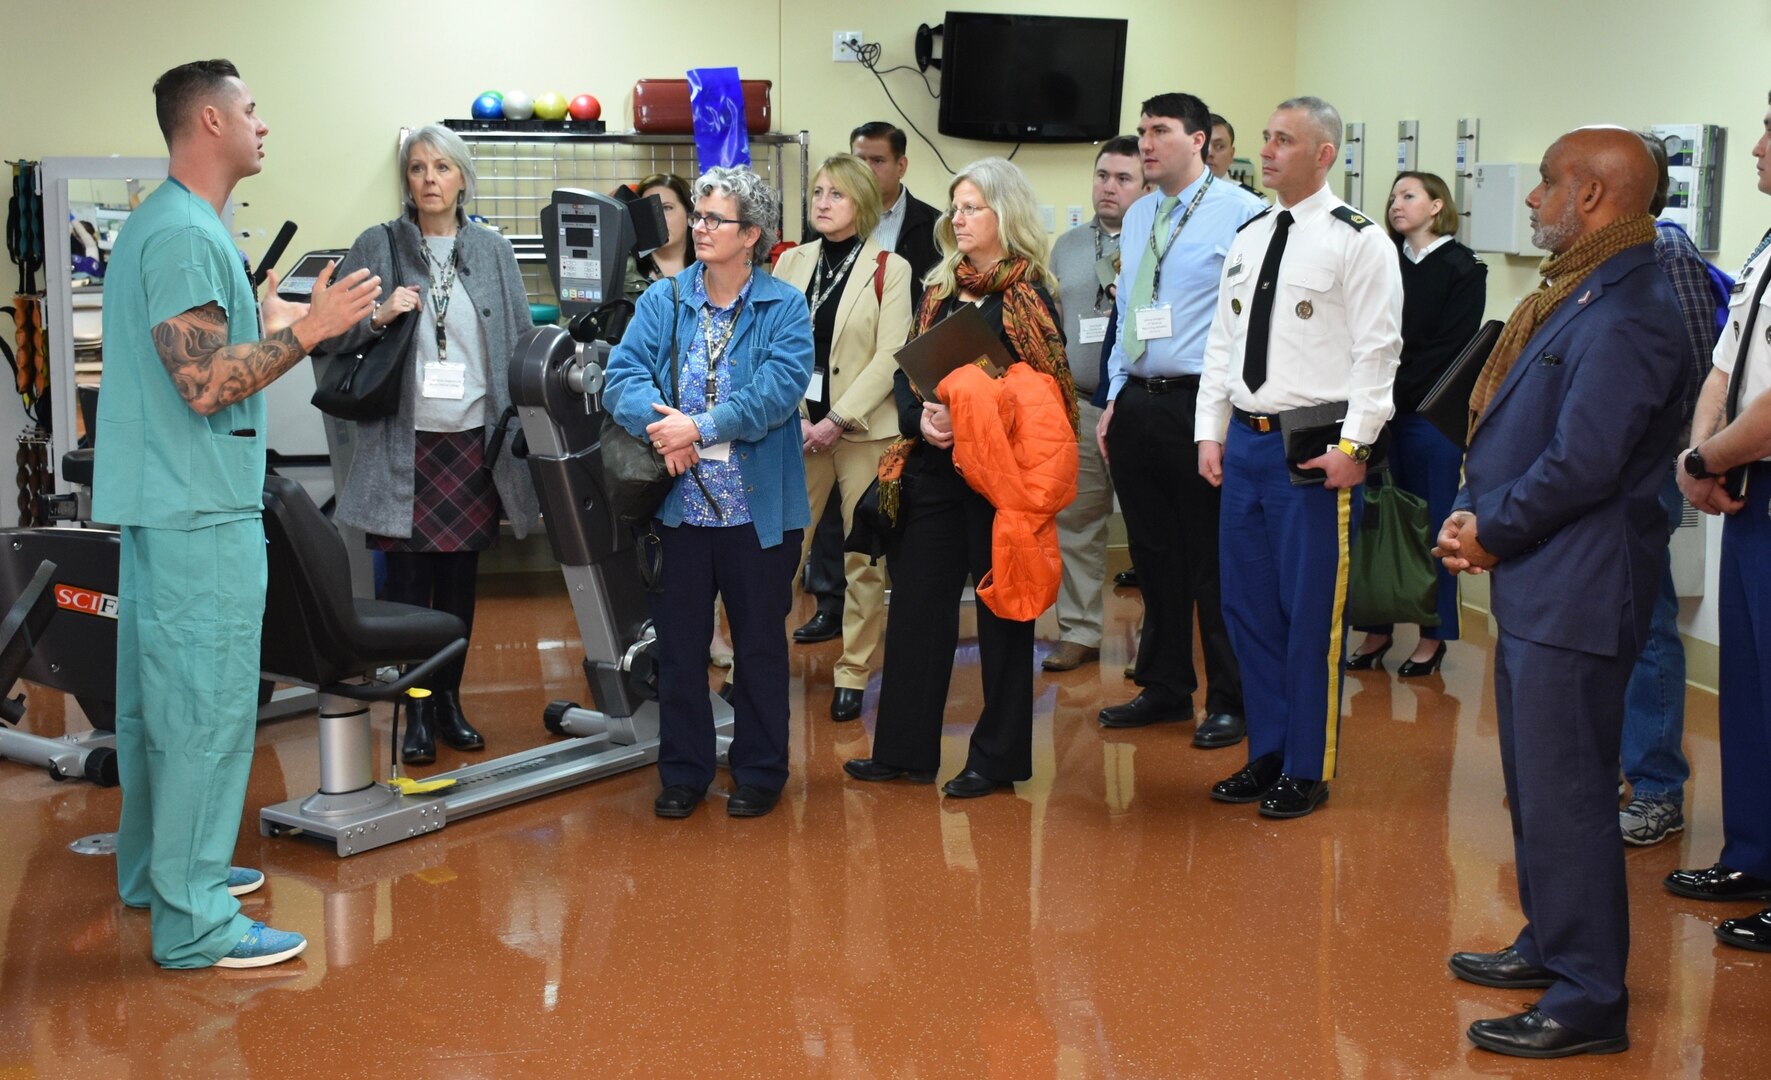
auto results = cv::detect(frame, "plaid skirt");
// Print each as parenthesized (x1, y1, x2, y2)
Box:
(368, 427, 500, 553)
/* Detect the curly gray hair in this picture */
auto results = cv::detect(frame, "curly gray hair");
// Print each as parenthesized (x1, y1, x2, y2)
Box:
(399, 124, 477, 222)
(694, 165, 778, 264)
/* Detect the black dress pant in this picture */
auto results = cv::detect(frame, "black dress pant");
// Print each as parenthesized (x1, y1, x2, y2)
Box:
(1106, 378, 1242, 714)
(803, 490, 847, 615)
(382, 550, 480, 691)
(651, 521, 802, 794)
(872, 453, 1034, 780)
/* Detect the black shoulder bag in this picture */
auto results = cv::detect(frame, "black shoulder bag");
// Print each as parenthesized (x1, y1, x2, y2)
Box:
(311, 223, 415, 421)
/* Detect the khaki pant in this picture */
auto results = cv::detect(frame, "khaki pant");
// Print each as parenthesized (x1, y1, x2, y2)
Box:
(800, 436, 892, 688)
(1054, 397, 1114, 648)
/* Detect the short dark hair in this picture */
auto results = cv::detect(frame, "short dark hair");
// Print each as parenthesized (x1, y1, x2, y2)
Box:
(1209, 113, 1235, 143)
(1096, 135, 1140, 163)
(152, 59, 241, 144)
(850, 121, 907, 158)
(1140, 93, 1211, 136)
(1386, 172, 1461, 239)
(1637, 132, 1671, 217)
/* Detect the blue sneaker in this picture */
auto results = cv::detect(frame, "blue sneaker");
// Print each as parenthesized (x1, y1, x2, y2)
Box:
(226, 867, 266, 897)
(214, 922, 306, 969)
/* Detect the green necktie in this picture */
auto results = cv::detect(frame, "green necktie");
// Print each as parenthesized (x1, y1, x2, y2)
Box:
(1124, 195, 1179, 362)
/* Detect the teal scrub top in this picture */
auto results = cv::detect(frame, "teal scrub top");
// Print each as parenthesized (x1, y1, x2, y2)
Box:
(92, 178, 267, 530)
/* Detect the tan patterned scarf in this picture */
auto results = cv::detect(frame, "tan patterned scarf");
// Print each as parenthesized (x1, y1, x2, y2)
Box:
(877, 256, 1077, 523)
(1467, 213, 1657, 438)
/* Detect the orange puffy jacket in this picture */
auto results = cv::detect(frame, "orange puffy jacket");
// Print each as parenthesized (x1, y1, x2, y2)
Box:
(938, 362, 1079, 622)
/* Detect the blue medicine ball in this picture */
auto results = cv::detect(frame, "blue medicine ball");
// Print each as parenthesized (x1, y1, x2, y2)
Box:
(472, 93, 504, 120)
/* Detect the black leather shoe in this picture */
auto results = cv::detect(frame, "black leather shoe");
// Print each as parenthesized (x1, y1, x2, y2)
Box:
(1345, 639, 1391, 671)
(654, 784, 704, 819)
(727, 784, 781, 818)
(1259, 775, 1330, 818)
(433, 689, 485, 751)
(1210, 753, 1282, 803)
(1192, 712, 1246, 749)
(1098, 691, 1190, 729)
(1467, 1007, 1627, 1059)
(830, 687, 864, 721)
(400, 696, 436, 765)
(1715, 906, 1771, 952)
(792, 610, 842, 643)
(1113, 567, 1139, 588)
(1448, 946, 1556, 988)
(1664, 862, 1771, 901)
(942, 769, 1014, 798)
(843, 758, 937, 784)
(1398, 640, 1448, 678)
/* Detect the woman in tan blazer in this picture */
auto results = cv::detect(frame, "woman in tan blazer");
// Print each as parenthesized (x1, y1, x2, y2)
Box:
(773, 154, 914, 721)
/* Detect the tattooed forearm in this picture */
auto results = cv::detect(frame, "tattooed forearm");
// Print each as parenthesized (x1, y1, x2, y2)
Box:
(152, 303, 307, 415)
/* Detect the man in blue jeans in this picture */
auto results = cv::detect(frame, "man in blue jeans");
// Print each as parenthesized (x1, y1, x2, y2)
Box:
(1619, 134, 1721, 845)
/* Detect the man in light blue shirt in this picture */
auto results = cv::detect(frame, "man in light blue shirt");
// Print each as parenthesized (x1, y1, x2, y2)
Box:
(1096, 92, 1266, 745)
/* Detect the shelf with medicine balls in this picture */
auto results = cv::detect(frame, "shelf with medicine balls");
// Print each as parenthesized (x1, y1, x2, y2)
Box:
(443, 118, 608, 136)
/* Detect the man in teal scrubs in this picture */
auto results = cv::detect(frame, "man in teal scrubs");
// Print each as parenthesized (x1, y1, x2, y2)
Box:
(93, 59, 378, 969)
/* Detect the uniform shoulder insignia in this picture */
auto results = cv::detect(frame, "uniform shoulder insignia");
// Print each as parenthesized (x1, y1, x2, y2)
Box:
(1235, 207, 1273, 234)
(1331, 205, 1375, 230)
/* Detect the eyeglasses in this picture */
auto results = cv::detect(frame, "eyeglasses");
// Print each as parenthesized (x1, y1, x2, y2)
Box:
(948, 204, 994, 221)
(689, 211, 742, 231)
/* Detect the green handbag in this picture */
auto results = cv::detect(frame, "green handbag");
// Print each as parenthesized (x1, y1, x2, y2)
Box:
(1344, 478, 1441, 628)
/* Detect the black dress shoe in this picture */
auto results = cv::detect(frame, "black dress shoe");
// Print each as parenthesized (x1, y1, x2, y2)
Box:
(432, 689, 485, 751)
(654, 784, 704, 819)
(843, 758, 937, 784)
(830, 687, 864, 721)
(1398, 640, 1448, 678)
(1467, 1007, 1627, 1059)
(1210, 753, 1282, 803)
(1447, 946, 1556, 988)
(941, 769, 1014, 798)
(792, 610, 842, 643)
(1098, 691, 1189, 729)
(401, 696, 436, 765)
(1113, 567, 1139, 588)
(1258, 775, 1330, 818)
(1192, 712, 1246, 749)
(1344, 639, 1391, 671)
(727, 784, 781, 817)
(1715, 906, 1771, 952)
(1664, 862, 1771, 901)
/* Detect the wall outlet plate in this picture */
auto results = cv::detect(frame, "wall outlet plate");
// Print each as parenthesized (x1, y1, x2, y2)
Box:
(834, 31, 864, 62)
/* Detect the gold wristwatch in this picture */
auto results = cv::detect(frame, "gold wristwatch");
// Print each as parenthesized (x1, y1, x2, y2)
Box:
(1335, 438, 1372, 463)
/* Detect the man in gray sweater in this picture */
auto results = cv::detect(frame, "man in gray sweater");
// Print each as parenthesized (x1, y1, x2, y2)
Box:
(1044, 136, 1143, 671)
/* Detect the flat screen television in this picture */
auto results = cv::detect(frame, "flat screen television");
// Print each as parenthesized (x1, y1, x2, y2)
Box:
(936, 12, 1128, 144)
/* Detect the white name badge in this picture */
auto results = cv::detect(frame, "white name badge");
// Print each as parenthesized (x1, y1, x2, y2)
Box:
(1135, 304, 1174, 341)
(1078, 316, 1109, 345)
(700, 440, 732, 462)
(421, 362, 466, 400)
(804, 370, 826, 403)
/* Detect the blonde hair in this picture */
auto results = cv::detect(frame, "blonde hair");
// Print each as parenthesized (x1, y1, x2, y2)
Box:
(925, 157, 1051, 301)
(813, 154, 883, 240)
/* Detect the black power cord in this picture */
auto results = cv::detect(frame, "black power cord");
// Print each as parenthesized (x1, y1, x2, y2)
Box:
(848, 40, 959, 175)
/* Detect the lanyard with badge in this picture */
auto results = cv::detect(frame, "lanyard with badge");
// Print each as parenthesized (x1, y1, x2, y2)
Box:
(1136, 173, 1214, 344)
(420, 239, 465, 400)
(695, 297, 744, 462)
(804, 242, 863, 403)
(1078, 224, 1119, 347)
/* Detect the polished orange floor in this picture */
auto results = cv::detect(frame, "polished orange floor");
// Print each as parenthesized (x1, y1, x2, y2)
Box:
(2, 573, 1764, 1078)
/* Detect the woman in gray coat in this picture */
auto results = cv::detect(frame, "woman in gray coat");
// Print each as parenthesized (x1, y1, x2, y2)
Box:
(319, 124, 539, 764)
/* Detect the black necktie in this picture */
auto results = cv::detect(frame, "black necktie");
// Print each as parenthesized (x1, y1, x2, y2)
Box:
(1242, 210, 1294, 394)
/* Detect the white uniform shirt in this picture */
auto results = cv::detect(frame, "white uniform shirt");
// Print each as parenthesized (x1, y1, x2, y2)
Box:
(873, 186, 910, 256)
(1715, 240, 1771, 460)
(1196, 182, 1403, 446)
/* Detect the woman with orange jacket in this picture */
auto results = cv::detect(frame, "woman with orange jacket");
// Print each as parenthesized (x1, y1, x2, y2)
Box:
(843, 157, 1077, 798)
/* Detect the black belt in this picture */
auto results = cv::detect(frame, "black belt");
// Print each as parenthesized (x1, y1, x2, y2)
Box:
(1127, 373, 1200, 395)
(1231, 407, 1279, 434)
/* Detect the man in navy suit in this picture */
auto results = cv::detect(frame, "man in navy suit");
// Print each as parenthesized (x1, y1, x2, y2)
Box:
(1435, 127, 1685, 1059)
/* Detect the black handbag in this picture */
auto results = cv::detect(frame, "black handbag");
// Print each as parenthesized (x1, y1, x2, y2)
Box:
(598, 279, 719, 526)
(311, 223, 414, 421)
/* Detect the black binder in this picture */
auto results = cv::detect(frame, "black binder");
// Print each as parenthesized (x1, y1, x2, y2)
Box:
(1417, 319, 1505, 450)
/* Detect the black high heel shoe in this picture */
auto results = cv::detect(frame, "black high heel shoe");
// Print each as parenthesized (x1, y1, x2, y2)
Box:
(1345, 640, 1392, 671)
(1398, 640, 1448, 678)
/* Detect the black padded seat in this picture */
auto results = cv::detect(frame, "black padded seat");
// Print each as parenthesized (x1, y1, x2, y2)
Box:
(259, 475, 463, 695)
(61, 448, 94, 488)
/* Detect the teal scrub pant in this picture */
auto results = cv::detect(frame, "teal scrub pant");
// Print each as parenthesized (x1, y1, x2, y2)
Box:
(114, 519, 267, 968)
